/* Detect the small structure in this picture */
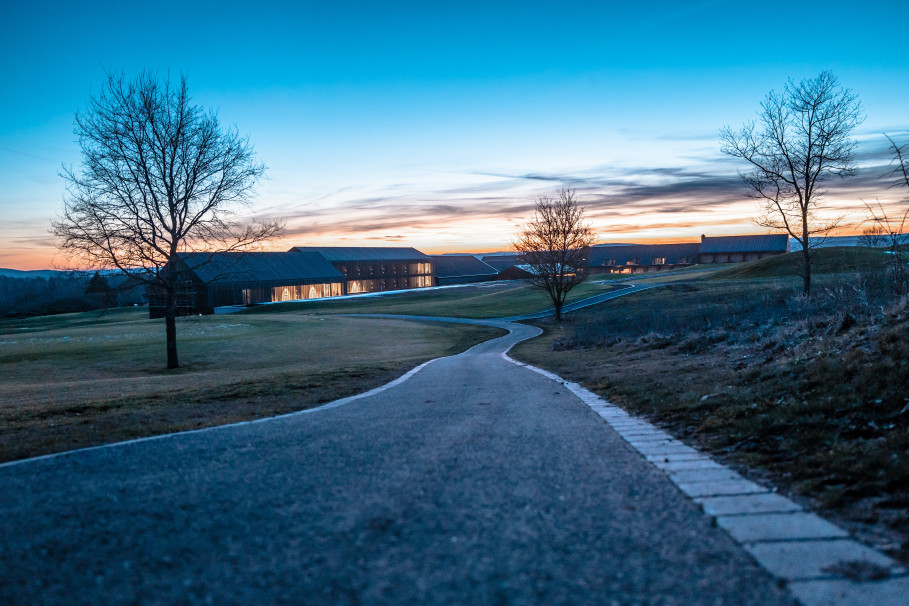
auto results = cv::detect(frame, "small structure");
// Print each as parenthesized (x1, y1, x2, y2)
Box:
(289, 246, 434, 294)
(697, 234, 789, 264)
(496, 265, 536, 280)
(432, 255, 498, 286)
(479, 254, 522, 272)
(586, 243, 700, 274)
(148, 251, 345, 317)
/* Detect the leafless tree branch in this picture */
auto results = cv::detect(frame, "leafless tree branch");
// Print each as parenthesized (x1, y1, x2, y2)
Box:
(53, 70, 283, 368)
(513, 189, 595, 321)
(720, 71, 863, 295)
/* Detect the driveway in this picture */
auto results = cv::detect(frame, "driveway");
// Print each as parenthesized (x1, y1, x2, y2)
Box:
(0, 320, 795, 604)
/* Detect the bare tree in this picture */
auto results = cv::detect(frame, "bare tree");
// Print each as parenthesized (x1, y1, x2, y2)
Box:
(858, 222, 887, 248)
(513, 188, 595, 321)
(54, 71, 282, 369)
(885, 134, 909, 192)
(721, 71, 864, 295)
(863, 134, 909, 292)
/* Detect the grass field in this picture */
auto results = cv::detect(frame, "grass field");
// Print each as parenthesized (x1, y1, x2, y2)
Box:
(0, 307, 505, 462)
(241, 279, 621, 318)
(511, 259, 909, 562)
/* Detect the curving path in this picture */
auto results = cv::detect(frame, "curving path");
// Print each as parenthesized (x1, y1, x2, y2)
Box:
(0, 314, 798, 605)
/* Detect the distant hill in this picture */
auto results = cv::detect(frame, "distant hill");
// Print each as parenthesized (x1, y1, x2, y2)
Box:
(708, 247, 892, 280)
(0, 268, 69, 279)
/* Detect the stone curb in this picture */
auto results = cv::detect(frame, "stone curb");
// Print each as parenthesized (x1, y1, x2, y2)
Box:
(503, 353, 909, 606)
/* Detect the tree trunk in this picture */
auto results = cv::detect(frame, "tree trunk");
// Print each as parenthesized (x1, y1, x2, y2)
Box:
(165, 289, 179, 369)
(801, 248, 812, 296)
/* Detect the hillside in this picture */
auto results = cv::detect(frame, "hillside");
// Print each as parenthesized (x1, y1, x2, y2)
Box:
(707, 246, 892, 280)
(0, 268, 68, 279)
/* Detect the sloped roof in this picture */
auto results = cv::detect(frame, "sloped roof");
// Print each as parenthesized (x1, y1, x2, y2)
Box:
(177, 252, 344, 284)
(698, 234, 789, 254)
(587, 243, 700, 267)
(479, 254, 521, 271)
(431, 255, 498, 278)
(289, 246, 431, 261)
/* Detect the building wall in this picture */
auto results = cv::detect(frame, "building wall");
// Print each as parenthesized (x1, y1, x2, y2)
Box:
(333, 260, 434, 293)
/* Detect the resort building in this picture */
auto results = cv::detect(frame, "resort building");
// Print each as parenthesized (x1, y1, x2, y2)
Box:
(697, 234, 789, 264)
(148, 251, 345, 317)
(586, 243, 700, 274)
(432, 255, 499, 286)
(289, 247, 434, 294)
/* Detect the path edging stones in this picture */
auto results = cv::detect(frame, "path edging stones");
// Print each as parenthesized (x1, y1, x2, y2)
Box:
(502, 352, 909, 606)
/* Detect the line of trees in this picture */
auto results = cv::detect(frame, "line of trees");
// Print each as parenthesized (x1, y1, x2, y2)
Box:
(0, 272, 145, 319)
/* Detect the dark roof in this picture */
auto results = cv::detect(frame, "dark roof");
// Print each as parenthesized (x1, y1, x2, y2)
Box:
(479, 254, 521, 271)
(431, 255, 498, 278)
(289, 246, 431, 262)
(698, 234, 789, 254)
(177, 252, 344, 284)
(586, 243, 700, 267)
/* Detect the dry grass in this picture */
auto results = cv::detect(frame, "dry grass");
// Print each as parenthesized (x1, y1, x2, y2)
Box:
(0, 308, 504, 462)
(511, 272, 909, 562)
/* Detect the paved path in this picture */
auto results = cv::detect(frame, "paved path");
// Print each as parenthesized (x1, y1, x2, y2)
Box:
(0, 320, 798, 604)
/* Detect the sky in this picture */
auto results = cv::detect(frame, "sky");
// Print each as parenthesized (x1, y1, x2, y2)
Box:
(1, 0, 907, 270)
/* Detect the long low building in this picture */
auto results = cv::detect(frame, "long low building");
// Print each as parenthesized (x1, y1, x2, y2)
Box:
(149, 247, 435, 317)
(587, 243, 700, 274)
(148, 251, 346, 317)
(697, 234, 790, 264)
(290, 246, 434, 294)
(586, 234, 789, 274)
(432, 255, 499, 285)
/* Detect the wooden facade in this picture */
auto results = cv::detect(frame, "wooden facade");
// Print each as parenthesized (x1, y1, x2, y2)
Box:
(432, 255, 498, 285)
(148, 251, 346, 317)
(697, 234, 789, 264)
(289, 247, 435, 293)
(586, 243, 700, 274)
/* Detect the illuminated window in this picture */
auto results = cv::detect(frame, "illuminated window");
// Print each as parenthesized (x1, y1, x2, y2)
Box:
(282, 288, 290, 301)
(654, 257, 666, 265)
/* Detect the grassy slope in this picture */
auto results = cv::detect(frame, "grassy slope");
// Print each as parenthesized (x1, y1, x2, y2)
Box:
(707, 246, 891, 280)
(0, 307, 505, 462)
(511, 251, 909, 561)
(240, 279, 618, 318)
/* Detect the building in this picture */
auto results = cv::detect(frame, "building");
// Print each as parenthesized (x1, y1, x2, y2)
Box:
(697, 234, 789, 264)
(479, 254, 522, 272)
(289, 247, 434, 294)
(432, 255, 499, 285)
(148, 251, 346, 317)
(586, 243, 700, 274)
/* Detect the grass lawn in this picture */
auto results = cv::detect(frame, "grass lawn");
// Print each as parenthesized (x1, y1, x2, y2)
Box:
(241, 279, 622, 318)
(0, 307, 505, 463)
(511, 260, 909, 562)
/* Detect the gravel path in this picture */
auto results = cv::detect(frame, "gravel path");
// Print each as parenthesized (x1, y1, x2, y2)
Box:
(0, 323, 795, 605)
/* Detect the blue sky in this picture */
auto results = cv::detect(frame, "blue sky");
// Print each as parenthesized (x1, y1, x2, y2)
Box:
(1, 0, 907, 269)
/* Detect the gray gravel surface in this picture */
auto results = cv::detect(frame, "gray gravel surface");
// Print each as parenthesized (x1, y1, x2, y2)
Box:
(0, 324, 795, 605)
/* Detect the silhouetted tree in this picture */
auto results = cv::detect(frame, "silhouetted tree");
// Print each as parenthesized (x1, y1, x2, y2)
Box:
(858, 223, 886, 248)
(54, 71, 282, 368)
(84, 272, 116, 308)
(514, 188, 595, 321)
(721, 71, 863, 295)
